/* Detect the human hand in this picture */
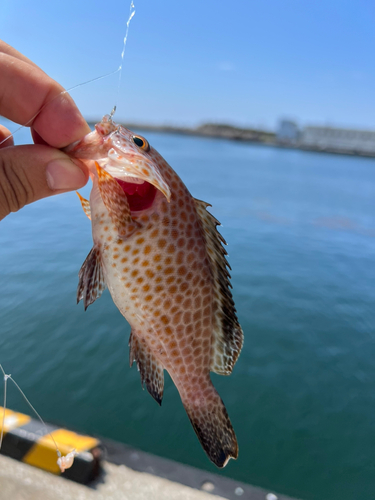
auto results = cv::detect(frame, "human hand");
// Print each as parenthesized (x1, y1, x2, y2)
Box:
(0, 40, 91, 221)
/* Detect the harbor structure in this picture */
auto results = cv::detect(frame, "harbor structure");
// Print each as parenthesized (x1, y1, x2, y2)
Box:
(276, 119, 300, 144)
(300, 126, 375, 155)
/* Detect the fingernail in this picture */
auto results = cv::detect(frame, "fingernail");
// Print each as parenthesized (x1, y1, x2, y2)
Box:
(46, 159, 86, 190)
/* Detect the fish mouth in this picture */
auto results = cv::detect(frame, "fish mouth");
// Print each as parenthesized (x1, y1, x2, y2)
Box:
(106, 148, 171, 203)
(114, 177, 157, 212)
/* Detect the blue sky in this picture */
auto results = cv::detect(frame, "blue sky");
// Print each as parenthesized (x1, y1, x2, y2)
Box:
(1, 0, 375, 130)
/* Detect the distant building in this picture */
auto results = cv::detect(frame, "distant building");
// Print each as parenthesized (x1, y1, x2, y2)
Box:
(300, 126, 375, 154)
(276, 119, 300, 144)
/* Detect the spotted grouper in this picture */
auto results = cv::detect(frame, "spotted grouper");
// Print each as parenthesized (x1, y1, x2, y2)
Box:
(64, 114, 244, 467)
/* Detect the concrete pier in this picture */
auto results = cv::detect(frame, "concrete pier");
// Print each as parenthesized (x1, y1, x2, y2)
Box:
(0, 445, 298, 500)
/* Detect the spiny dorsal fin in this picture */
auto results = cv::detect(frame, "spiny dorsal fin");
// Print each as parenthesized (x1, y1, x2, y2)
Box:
(95, 162, 141, 239)
(129, 331, 164, 405)
(77, 246, 107, 310)
(194, 198, 243, 375)
(76, 192, 91, 220)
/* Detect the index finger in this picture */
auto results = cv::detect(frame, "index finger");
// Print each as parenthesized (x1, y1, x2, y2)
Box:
(0, 43, 90, 148)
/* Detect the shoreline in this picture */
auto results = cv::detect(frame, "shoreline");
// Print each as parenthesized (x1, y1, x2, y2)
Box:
(87, 120, 375, 159)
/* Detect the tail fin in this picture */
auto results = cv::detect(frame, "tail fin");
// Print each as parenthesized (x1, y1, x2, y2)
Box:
(183, 388, 238, 468)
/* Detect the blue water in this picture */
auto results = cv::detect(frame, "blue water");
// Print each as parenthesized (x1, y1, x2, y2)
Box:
(1, 120, 375, 500)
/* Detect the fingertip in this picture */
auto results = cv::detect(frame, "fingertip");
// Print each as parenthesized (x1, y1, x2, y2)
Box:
(46, 158, 89, 191)
(0, 125, 14, 148)
(32, 93, 91, 148)
(0, 145, 90, 220)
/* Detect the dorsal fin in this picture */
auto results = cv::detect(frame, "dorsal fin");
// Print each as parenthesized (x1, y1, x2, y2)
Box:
(129, 331, 164, 405)
(194, 198, 243, 375)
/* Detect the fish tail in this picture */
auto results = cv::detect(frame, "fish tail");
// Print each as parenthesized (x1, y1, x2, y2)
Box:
(182, 384, 238, 468)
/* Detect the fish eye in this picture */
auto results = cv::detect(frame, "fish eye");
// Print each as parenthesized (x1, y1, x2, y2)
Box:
(132, 135, 150, 152)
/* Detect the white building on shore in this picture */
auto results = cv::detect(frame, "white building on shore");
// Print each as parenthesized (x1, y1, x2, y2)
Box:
(300, 126, 375, 154)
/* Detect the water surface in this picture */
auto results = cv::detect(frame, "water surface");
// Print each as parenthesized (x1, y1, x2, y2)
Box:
(1, 121, 375, 500)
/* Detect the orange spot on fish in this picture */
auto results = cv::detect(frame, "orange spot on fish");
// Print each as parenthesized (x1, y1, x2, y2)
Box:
(160, 315, 169, 325)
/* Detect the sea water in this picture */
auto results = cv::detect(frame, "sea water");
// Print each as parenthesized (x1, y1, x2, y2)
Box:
(0, 120, 375, 500)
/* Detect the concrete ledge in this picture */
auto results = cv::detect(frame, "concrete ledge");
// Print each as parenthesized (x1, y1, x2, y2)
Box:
(0, 454, 228, 500)
(102, 438, 297, 500)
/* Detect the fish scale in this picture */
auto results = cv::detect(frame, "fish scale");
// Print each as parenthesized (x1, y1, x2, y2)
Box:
(64, 115, 244, 468)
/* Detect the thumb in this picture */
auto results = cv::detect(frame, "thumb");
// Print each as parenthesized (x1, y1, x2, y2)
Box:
(0, 144, 88, 221)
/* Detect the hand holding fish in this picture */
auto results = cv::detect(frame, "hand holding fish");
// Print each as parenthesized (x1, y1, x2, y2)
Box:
(0, 40, 89, 221)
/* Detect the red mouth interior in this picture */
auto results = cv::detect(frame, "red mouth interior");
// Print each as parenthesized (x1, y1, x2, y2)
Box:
(115, 178, 157, 211)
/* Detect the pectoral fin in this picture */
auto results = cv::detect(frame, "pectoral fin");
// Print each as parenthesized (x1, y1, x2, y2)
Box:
(95, 162, 141, 239)
(77, 247, 107, 310)
(76, 192, 91, 220)
(129, 331, 164, 405)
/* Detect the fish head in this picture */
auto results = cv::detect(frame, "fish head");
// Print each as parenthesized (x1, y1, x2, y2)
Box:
(101, 123, 171, 206)
(65, 115, 171, 213)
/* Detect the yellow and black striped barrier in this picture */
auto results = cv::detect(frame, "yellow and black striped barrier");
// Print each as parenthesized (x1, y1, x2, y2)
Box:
(0, 406, 102, 483)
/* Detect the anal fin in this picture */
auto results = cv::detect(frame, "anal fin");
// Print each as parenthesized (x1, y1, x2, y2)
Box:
(129, 331, 164, 405)
(95, 162, 141, 239)
(77, 247, 107, 310)
(76, 192, 91, 220)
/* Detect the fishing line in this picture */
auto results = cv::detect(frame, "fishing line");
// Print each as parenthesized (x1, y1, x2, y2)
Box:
(0, 364, 61, 457)
(0, 0, 136, 146)
(0, 0, 138, 469)
(114, 0, 136, 115)
(0, 366, 8, 451)
(0, 67, 121, 148)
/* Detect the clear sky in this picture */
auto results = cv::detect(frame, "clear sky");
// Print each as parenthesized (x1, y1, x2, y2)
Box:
(1, 0, 375, 130)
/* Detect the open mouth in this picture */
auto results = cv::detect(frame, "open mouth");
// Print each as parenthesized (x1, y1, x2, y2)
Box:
(115, 178, 157, 212)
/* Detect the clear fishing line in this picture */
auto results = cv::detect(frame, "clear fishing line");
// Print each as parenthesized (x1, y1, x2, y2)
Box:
(0, 364, 60, 456)
(0, 0, 138, 469)
(0, 0, 136, 146)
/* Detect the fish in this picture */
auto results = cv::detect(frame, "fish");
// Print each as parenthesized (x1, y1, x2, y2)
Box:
(64, 114, 244, 468)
